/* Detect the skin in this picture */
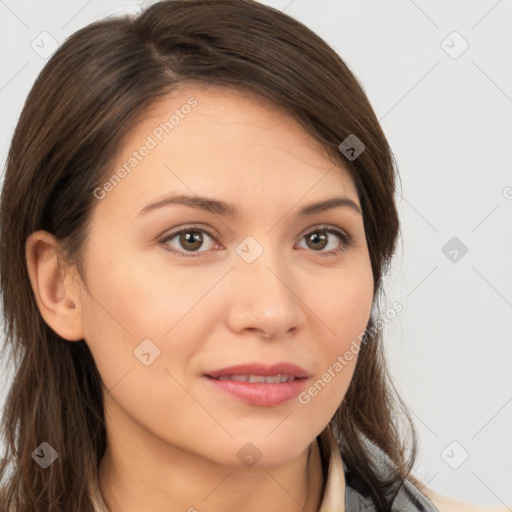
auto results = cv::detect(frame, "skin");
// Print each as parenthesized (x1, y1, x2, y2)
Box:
(25, 84, 509, 512)
(26, 84, 377, 512)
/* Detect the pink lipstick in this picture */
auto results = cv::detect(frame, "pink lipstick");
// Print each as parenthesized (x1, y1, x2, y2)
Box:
(204, 362, 309, 407)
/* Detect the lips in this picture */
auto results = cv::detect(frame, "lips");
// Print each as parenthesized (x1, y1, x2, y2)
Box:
(215, 374, 296, 383)
(204, 362, 309, 380)
(203, 362, 309, 406)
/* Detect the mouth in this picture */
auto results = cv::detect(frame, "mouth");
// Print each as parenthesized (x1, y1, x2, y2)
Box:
(204, 361, 309, 380)
(203, 362, 309, 406)
(207, 374, 301, 384)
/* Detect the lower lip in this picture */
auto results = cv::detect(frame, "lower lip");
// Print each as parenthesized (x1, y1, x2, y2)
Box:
(205, 376, 308, 407)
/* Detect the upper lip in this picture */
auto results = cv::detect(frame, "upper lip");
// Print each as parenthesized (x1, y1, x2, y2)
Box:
(204, 362, 309, 379)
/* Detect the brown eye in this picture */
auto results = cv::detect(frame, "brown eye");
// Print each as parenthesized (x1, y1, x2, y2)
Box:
(160, 224, 353, 258)
(297, 226, 353, 255)
(305, 230, 329, 251)
(178, 231, 204, 251)
(161, 227, 218, 257)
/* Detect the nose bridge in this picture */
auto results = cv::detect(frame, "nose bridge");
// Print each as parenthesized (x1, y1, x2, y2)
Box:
(236, 234, 291, 297)
(228, 233, 303, 336)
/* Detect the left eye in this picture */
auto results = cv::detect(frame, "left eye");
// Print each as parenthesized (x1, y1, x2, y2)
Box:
(297, 227, 352, 255)
(160, 225, 352, 257)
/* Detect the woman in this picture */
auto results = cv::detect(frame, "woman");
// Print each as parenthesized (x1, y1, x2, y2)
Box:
(0, 1, 506, 511)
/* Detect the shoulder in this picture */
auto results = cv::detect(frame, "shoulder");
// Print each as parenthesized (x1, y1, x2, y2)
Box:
(408, 474, 509, 512)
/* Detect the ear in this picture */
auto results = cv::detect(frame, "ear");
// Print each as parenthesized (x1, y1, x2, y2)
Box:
(25, 230, 85, 341)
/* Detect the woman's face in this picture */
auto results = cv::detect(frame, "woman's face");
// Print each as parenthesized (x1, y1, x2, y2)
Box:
(76, 85, 374, 467)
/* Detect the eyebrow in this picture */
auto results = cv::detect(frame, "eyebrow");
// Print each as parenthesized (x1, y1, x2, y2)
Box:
(137, 194, 362, 217)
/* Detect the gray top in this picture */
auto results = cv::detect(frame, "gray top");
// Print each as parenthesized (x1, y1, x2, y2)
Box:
(332, 427, 440, 511)
(344, 467, 441, 511)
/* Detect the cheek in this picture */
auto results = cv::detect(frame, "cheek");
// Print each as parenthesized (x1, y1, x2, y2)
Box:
(304, 257, 373, 406)
(319, 255, 374, 343)
(78, 244, 221, 386)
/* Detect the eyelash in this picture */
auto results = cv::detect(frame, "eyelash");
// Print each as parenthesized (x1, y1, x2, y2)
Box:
(159, 224, 354, 258)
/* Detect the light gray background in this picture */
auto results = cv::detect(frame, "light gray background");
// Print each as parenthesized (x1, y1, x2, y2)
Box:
(1, 0, 511, 507)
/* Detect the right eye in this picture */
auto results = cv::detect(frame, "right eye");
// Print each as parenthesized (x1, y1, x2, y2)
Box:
(160, 226, 220, 257)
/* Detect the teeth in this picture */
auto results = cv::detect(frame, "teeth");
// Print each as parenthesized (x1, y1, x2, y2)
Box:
(216, 374, 295, 383)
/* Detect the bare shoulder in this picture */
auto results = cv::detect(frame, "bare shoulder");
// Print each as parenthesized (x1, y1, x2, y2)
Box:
(408, 474, 510, 512)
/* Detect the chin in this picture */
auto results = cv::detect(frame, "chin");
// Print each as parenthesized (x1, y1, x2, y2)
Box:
(211, 433, 313, 469)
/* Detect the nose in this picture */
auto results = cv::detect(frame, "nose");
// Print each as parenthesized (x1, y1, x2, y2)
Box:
(224, 241, 307, 341)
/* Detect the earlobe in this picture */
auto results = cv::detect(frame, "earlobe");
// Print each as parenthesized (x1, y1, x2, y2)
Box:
(25, 230, 85, 341)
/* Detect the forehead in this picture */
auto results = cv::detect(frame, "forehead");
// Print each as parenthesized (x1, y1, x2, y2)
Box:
(98, 84, 359, 217)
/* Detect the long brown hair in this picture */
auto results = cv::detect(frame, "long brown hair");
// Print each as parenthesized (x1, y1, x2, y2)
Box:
(0, 0, 417, 510)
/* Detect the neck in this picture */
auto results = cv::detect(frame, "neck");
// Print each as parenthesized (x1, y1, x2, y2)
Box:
(98, 405, 325, 512)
